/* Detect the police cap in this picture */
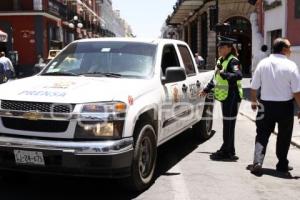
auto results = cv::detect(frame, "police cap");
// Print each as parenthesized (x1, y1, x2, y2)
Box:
(217, 36, 237, 47)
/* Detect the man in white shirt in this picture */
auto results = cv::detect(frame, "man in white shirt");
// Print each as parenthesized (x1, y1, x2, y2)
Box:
(249, 38, 300, 175)
(194, 53, 205, 69)
(0, 51, 15, 78)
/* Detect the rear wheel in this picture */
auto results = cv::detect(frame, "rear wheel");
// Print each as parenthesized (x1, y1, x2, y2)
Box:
(123, 122, 157, 191)
(193, 104, 214, 140)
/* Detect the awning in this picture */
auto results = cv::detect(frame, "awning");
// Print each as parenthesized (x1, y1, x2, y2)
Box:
(167, 0, 204, 25)
(0, 30, 8, 42)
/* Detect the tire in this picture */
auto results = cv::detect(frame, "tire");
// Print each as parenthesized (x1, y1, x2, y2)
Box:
(0, 170, 29, 183)
(123, 122, 157, 192)
(193, 103, 214, 141)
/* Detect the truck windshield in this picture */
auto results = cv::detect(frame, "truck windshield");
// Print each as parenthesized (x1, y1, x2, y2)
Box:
(42, 41, 157, 78)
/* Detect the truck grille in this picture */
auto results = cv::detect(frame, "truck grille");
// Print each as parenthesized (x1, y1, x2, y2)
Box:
(1, 100, 75, 113)
(2, 117, 69, 132)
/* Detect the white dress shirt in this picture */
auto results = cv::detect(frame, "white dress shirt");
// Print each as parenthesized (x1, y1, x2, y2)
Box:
(0, 56, 14, 72)
(251, 54, 300, 101)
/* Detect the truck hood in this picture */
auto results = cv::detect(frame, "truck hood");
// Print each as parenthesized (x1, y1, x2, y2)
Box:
(0, 76, 156, 104)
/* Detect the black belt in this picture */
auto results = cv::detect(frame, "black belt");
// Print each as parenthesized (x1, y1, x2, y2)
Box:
(260, 99, 294, 104)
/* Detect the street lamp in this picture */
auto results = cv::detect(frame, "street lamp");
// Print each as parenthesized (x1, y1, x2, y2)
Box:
(68, 15, 83, 40)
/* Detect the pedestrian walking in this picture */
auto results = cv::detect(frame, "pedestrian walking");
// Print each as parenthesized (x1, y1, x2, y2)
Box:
(199, 37, 243, 161)
(249, 38, 300, 175)
(0, 62, 8, 84)
(0, 51, 15, 79)
(194, 53, 205, 69)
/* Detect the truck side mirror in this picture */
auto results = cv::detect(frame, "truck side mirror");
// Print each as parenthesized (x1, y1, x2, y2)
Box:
(162, 67, 186, 84)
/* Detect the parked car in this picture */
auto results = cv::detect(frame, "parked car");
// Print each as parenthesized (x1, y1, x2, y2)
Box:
(33, 50, 61, 74)
(0, 38, 214, 191)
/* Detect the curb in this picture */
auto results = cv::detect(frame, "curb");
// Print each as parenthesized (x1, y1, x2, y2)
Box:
(239, 111, 300, 149)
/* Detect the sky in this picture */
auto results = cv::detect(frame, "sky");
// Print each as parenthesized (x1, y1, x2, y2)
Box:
(112, 0, 177, 38)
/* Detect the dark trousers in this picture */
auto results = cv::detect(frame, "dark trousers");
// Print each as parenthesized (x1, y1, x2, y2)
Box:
(254, 100, 294, 170)
(220, 89, 241, 155)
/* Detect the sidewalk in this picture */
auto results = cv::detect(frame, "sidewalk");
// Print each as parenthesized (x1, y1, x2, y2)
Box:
(239, 100, 300, 148)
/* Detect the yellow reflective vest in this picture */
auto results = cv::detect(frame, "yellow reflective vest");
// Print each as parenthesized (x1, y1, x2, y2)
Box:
(214, 55, 243, 101)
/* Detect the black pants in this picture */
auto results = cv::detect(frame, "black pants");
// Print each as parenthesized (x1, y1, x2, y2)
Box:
(254, 100, 294, 170)
(220, 89, 241, 155)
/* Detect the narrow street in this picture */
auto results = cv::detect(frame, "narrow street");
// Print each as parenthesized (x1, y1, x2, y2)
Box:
(138, 101, 300, 200)
(0, 1, 300, 199)
(0, 97, 299, 200)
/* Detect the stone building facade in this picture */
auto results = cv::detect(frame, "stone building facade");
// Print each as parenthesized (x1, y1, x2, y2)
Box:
(166, 0, 256, 76)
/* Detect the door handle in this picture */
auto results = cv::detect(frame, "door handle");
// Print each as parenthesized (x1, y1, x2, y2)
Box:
(196, 80, 201, 88)
(182, 84, 188, 93)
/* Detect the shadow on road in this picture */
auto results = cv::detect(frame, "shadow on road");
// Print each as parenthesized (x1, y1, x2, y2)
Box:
(155, 130, 207, 178)
(246, 164, 300, 180)
(0, 130, 209, 200)
(261, 168, 300, 179)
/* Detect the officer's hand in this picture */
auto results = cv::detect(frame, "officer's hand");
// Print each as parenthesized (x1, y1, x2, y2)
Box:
(198, 90, 207, 97)
(251, 102, 258, 111)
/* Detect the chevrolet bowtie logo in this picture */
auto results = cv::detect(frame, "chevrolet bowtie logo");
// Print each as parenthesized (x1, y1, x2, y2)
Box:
(23, 111, 43, 121)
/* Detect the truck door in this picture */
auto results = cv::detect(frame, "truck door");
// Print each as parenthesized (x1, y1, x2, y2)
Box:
(160, 44, 188, 141)
(177, 44, 205, 126)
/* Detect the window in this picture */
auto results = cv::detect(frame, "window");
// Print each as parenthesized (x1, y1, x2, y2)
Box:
(190, 19, 198, 54)
(34, 0, 43, 10)
(0, 0, 13, 11)
(296, 0, 300, 18)
(201, 12, 208, 63)
(184, 26, 188, 43)
(178, 45, 196, 76)
(43, 42, 157, 78)
(270, 29, 282, 52)
(161, 45, 180, 76)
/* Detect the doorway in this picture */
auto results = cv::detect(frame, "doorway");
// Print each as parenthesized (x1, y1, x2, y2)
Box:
(225, 17, 252, 76)
(0, 42, 7, 53)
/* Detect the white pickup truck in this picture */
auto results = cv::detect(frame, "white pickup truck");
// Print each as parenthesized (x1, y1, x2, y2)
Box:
(0, 38, 214, 191)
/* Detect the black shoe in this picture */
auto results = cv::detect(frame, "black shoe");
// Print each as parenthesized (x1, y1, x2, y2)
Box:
(210, 151, 227, 160)
(229, 155, 239, 161)
(276, 166, 293, 173)
(250, 163, 262, 175)
(210, 151, 238, 161)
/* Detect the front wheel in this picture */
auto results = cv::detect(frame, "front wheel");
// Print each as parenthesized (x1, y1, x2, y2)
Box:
(123, 122, 157, 192)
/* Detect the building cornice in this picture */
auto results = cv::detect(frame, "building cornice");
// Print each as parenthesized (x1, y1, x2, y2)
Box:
(0, 11, 61, 22)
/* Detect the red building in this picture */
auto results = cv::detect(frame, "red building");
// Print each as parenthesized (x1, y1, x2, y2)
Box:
(255, 0, 300, 67)
(287, 0, 300, 46)
(0, 0, 103, 76)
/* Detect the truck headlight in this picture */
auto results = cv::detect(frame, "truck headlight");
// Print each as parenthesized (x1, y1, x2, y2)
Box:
(75, 102, 126, 139)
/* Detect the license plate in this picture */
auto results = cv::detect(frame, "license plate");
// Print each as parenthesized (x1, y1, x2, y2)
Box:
(14, 150, 45, 166)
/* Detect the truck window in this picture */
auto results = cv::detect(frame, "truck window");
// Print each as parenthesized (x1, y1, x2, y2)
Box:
(178, 45, 196, 76)
(161, 44, 180, 76)
(43, 42, 157, 79)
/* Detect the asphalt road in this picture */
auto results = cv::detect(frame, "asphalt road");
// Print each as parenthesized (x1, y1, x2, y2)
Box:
(1, 102, 300, 200)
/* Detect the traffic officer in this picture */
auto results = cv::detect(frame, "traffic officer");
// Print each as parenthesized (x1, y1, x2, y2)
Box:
(250, 38, 300, 175)
(199, 36, 243, 161)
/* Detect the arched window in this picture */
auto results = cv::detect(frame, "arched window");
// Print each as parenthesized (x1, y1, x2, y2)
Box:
(225, 17, 251, 35)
